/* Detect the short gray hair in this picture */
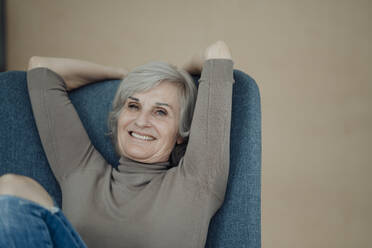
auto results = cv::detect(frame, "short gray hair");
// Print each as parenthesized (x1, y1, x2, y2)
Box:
(108, 61, 197, 155)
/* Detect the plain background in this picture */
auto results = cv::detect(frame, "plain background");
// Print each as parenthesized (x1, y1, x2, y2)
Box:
(5, 0, 372, 247)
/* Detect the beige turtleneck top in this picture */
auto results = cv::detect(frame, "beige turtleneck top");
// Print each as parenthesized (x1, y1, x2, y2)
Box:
(27, 59, 234, 248)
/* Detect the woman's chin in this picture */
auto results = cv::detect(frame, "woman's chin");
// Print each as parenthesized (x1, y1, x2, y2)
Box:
(124, 151, 150, 162)
(125, 151, 169, 164)
(119, 142, 171, 163)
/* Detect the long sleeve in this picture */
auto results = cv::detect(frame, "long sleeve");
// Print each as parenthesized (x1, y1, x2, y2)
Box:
(27, 68, 105, 182)
(181, 59, 234, 202)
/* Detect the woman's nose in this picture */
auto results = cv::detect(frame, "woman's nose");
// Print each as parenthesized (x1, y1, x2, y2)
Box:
(134, 111, 151, 128)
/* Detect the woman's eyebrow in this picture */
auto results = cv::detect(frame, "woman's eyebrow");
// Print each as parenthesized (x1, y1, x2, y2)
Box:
(128, 96, 173, 110)
(156, 102, 173, 110)
(128, 96, 139, 101)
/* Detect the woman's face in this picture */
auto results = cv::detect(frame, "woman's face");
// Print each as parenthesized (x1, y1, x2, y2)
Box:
(117, 81, 183, 163)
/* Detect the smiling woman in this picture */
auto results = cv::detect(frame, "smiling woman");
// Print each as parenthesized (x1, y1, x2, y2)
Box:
(109, 61, 197, 163)
(117, 80, 185, 163)
(0, 41, 234, 248)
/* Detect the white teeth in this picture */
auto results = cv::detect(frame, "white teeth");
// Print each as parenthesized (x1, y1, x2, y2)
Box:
(131, 132, 155, 141)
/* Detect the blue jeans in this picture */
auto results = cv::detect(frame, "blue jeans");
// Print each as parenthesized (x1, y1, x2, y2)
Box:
(0, 195, 87, 248)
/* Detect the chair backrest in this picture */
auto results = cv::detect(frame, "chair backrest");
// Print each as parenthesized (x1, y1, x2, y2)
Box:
(0, 70, 261, 248)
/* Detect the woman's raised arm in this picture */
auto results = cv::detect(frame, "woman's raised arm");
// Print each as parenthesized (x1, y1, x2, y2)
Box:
(181, 41, 234, 203)
(27, 57, 122, 181)
(28, 56, 127, 90)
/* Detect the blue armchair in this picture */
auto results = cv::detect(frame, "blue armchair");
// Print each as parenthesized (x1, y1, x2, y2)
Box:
(0, 69, 261, 248)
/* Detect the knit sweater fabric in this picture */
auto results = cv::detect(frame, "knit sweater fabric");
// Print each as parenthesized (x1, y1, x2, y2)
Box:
(27, 59, 234, 248)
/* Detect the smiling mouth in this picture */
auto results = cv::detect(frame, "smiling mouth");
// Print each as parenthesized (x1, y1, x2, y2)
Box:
(129, 131, 156, 141)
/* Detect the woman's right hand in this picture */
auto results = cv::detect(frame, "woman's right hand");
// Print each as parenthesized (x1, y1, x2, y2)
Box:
(28, 56, 127, 91)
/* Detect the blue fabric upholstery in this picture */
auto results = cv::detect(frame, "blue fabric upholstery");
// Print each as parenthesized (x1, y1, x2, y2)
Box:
(0, 70, 261, 248)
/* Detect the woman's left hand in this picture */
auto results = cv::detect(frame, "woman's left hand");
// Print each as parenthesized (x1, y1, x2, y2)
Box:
(204, 40, 232, 60)
(182, 40, 232, 75)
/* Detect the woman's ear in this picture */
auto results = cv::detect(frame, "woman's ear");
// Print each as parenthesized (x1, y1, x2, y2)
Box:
(176, 135, 184, 145)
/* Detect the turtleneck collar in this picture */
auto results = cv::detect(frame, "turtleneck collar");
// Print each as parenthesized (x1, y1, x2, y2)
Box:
(118, 156, 170, 172)
(112, 156, 170, 188)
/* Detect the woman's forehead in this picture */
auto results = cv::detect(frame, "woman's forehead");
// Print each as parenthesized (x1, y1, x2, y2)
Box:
(129, 81, 181, 106)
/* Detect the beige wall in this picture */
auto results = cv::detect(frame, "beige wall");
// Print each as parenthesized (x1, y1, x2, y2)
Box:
(6, 0, 372, 247)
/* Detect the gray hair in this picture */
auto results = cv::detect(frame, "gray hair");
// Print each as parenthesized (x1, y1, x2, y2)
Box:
(108, 61, 197, 155)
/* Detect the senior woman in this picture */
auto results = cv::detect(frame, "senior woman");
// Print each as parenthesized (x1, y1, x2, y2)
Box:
(0, 41, 234, 248)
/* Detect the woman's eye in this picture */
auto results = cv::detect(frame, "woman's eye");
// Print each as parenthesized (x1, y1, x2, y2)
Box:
(155, 109, 167, 116)
(128, 103, 139, 110)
